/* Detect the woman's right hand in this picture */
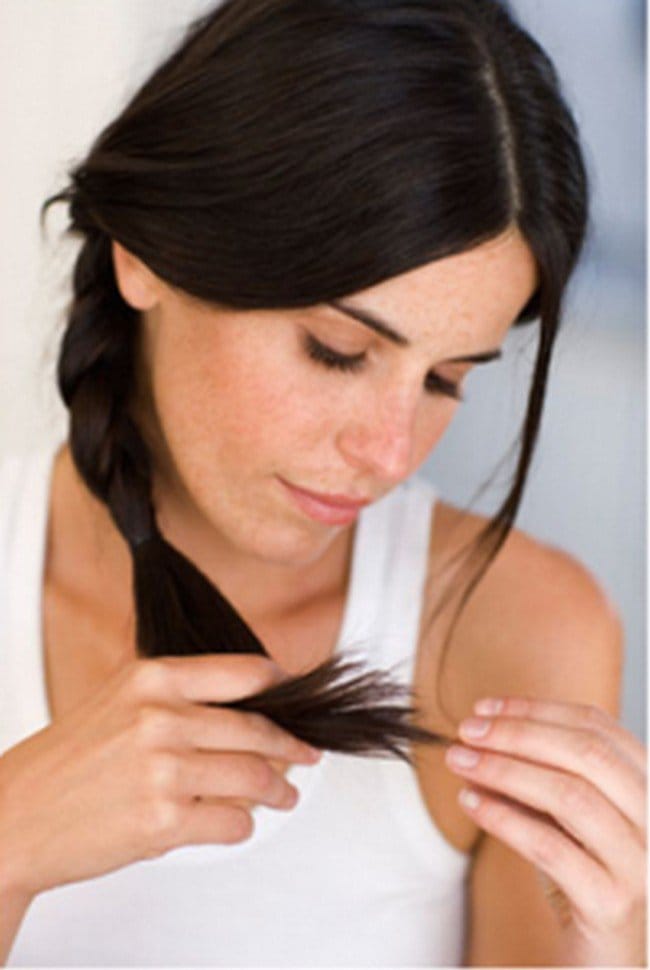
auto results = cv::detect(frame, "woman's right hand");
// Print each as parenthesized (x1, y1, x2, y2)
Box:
(0, 654, 320, 900)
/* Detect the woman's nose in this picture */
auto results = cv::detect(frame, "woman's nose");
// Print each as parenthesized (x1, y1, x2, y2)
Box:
(336, 401, 418, 485)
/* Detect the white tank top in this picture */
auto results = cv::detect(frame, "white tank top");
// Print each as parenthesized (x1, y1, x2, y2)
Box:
(0, 438, 471, 967)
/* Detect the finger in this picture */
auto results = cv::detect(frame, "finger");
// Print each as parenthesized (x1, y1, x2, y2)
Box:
(476, 697, 647, 775)
(176, 801, 255, 848)
(446, 746, 646, 881)
(177, 750, 300, 810)
(457, 783, 617, 928)
(155, 654, 289, 703)
(457, 714, 646, 832)
(177, 703, 321, 766)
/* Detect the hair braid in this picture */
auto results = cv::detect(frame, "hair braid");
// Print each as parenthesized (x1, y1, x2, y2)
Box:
(59, 229, 156, 546)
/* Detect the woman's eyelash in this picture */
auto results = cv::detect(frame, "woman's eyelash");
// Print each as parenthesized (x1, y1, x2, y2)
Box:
(304, 334, 464, 401)
(424, 371, 465, 401)
(305, 335, 366, 372)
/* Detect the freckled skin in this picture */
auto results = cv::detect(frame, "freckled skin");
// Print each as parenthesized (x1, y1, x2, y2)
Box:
(111, 226, 538, 620)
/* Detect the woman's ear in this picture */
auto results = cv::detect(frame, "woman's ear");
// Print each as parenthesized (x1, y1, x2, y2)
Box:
(111, 239, 161, 311)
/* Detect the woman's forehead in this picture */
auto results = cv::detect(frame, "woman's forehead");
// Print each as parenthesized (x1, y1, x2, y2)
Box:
(331, 228, 538, 348)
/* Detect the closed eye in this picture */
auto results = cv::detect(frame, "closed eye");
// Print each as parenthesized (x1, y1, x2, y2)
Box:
(303, 334, 465, 402)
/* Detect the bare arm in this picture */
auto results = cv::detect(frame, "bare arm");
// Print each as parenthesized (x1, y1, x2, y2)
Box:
(458, 545, 638, 965)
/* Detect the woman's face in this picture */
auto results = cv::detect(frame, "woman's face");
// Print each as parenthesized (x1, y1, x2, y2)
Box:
(114, 226, 537, 568)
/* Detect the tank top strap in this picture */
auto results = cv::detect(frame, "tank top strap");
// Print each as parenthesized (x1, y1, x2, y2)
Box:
(337, 474, 437, 683)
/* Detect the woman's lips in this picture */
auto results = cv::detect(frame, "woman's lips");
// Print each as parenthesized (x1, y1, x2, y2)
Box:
(277, 477, 370, 525)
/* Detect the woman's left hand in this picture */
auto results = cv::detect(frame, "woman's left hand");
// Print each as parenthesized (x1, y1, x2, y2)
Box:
(445, 696, 647, 967)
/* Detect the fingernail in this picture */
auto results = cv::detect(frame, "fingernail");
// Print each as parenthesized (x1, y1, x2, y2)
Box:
(459, 788, 481, 811)
(460, 717, 492, 739)
(474, 698, 504, 716)
(446, 745, 481, 768)
(305, 746, 323, 763)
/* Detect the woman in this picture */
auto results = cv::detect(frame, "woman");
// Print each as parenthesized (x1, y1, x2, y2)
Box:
(0, 0, 645, 965)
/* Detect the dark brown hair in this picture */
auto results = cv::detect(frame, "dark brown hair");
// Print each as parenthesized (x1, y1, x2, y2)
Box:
(40, 0, 589, 762)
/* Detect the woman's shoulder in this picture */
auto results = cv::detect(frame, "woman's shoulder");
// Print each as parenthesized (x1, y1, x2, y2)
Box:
(423, 499, 624, 730)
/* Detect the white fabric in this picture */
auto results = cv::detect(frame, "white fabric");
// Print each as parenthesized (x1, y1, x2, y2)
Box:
(0, 436, 471, 967)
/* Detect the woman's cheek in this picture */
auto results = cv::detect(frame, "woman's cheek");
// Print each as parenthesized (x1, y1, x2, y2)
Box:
(195, 355, 322, 459)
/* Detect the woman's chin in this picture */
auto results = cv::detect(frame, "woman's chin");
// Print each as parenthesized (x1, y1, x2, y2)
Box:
(243, 521, 344, 568)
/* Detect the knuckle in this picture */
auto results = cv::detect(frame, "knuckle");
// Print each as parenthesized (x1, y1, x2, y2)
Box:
(245, 657, 286, 695)
(133, 705, 178, 747)
(557, 775, 594, 817)
(242, 754, 276, 796)
(575, 729, 616, 770)
(529, 825, 563, 870)
(498, 723, 522, 752)
(244, 710, 273, 740)
(506, 696, 535, 718)
(144, 798, 184, 855)
(145, 751, 181, 794)
(582, 703, 612, 729)
(128, 659, 170, 698)
(246, 712, 292, 752)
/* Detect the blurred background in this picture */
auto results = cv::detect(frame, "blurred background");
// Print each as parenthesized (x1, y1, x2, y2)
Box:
(0, 0, 645, 741)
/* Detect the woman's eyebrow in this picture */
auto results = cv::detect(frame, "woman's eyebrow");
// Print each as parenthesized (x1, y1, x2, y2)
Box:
(328, 299, 410, 345)
(326, 299, 503, 364)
